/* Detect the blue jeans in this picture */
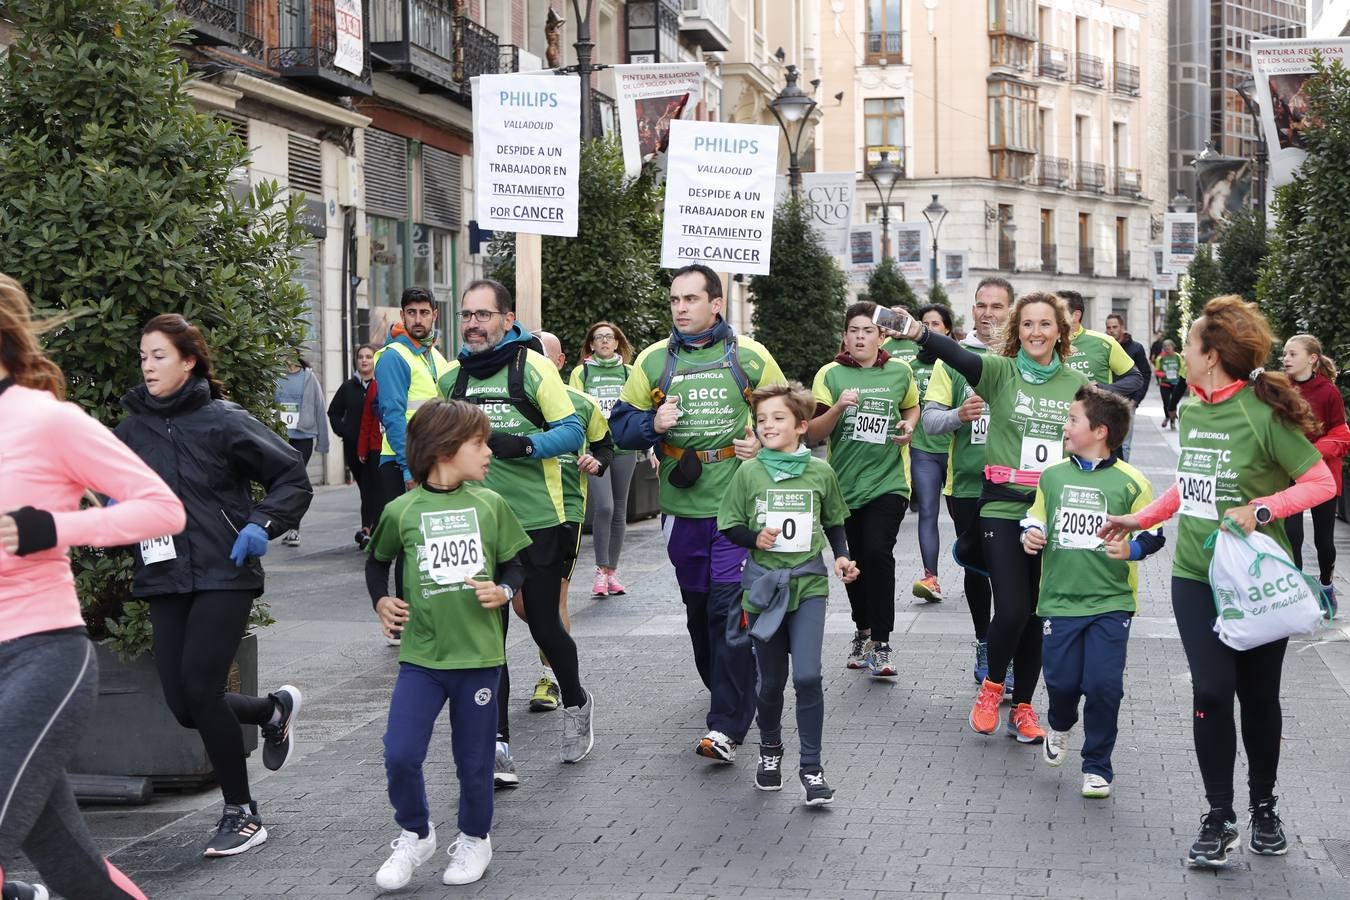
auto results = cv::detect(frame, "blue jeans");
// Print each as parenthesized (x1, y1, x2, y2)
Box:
(384, 662, 500, 839)
(750, 596, 827, 767)
(1041, 612, 1131, 781)
(909, 448, 949, 575)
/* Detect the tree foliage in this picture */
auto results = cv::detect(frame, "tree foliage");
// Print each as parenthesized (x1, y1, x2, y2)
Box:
(1216, 207, 1266, 301)
(1162, 291, 1183, 350)
(859, 255, 918, 311)
(1259, 53, 1350, 394)
(490, 136, 668, 361)
(748, 197, 848, 385)
(0, 0, 309, 657)
(1181, 244, 1223, 325)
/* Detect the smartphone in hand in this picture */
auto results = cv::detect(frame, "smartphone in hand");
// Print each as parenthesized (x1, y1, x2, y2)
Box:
(872, 306, 913, 336)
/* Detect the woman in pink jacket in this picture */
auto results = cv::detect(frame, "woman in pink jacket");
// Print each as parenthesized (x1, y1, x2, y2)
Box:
(0, 275, 185, 900)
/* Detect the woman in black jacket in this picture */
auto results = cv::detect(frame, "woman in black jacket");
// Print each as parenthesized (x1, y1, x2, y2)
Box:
(116, 314, 313, 859)
(327, 343, 377, 547)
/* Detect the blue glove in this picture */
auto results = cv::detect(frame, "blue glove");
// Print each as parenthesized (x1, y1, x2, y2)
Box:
(229, 523, 270, 567)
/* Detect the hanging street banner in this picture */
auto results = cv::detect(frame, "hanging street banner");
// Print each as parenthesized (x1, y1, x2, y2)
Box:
(661, 120, 779, 275)
(1196, 156, 1253, 244)
(473, 74, 581, 237)
(848, 224, 881, 284)
(1251, 38, 1350, 188)
(1162, 212, 1198, 274)
(333, 0, 365, 76)
(941, 250, 968, 294)
(774, 172, 856, 256)
(892, 221, 929, 282)
(1150, 245, 1178, 291)
(613, 63, 706, 179)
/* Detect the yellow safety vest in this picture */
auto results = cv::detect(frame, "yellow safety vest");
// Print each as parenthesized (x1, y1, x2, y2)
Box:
(374, 339, 454, 460)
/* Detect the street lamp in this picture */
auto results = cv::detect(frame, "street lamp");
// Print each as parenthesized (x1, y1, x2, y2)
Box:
(866, 149, 901, 260)
(921, 193, 948, 284)
(1234, 74, 1269, 222)
(768, 64, 818, 196)
(570, 0, 598, 141)
(1169, 191, 1195, 214)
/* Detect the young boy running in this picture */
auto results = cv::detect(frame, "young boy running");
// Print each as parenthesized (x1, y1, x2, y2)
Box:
(1021, 385, 1164, 799)
(366, 400, 531, 890)
(718, 383, 858, 805)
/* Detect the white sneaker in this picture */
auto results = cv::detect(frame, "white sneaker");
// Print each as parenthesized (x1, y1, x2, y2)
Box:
(1082, 773, 1112, 799)
(1043, 726, 1072, 767)
(282, 529, 300, 547)
(384, 628, 401, 647)
(375, 826, 437, 891)
(442, 832, 492, 885)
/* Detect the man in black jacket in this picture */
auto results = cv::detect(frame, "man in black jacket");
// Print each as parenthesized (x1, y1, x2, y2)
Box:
(1106, 313, 1152, 461)
(327, 343, 376, 546)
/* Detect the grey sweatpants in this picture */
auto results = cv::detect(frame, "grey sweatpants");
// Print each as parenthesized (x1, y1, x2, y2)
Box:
(750, 596, 827, 767)
(0, 630, 146, 899)
(589, 453, 638, 570)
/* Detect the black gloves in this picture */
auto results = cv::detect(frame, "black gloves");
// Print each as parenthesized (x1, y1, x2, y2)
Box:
(488, 431, 534, 460)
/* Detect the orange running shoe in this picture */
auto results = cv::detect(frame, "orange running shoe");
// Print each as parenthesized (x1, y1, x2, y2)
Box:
(1006, 703, 1046, 744)
(969, 679, 1003, 734)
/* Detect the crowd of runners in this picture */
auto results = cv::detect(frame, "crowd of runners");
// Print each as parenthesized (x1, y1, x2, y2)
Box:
(1, 266, 1344, 898)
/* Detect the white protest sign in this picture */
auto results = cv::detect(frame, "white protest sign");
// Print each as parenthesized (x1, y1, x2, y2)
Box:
(613, 63, 705, 178)
(774, 173, 857, 256)
(1251, 39, 1350, 188)
(661, 120, 779, 275)
(1162, 212, 1197, 274)
(473, 74, 580, 237)
(848, 224, 880, 284)
(1150, 245, 1178, 291)
(333, 0, 364, 76)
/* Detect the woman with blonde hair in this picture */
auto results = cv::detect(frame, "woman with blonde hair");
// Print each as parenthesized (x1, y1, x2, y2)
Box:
(1104, 297, 1335, 866)
(0, 275, 185, 900)
(1282, 333, 1348, 613)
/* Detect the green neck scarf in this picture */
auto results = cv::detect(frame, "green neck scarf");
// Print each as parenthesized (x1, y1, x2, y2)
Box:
(758, 444, 810, 482)
(588, 353, 622, 366)
(1015, 348, 1062, 385)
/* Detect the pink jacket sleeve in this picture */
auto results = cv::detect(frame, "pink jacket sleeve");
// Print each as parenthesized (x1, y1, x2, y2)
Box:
(49, 403, 185, 548)
(1135, 484, 1180, 530)
(1255, 460, 1336, 519)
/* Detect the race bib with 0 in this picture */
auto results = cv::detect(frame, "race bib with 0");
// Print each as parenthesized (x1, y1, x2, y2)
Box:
(419, 509, 486, 587)
(850, 396, 892, 445)
(279, 402, 301, 430)
(139, 535, 177, 565)
(1019, 418, 1065, 472)
(1177, 447, 1220, 520)
(1053, 485, 1107, 550)
(764, 489, 813, 553)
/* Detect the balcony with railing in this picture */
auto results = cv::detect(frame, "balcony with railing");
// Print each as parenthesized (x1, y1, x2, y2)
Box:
(999, 237, 1017, 272)
(680, 0, 730, 52)
(864, 31, 903, 64)
(865, 145, 907, 174)
(499, 43, 519, 73)
(1037, 156, 1070, 188)
(457, 14, 499, 84)
(1037, 44, 1069, 79)
(1113, 167, 1142, 197)
(369, 0, 456, 92)
(270, 0, 373, 96)
(1075, 161, 1106, 192)
(1113, 61, 1140, 95)
(1041, 243, 1057, 273)
(1074, 52, 1104, 87)
(178, 0, 263, 53)
(1079, 245, 1095, 276)
(1115, 249, 1131, 279)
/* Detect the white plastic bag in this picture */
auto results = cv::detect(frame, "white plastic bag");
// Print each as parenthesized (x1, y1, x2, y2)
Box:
(1207, 525, 1328, 650)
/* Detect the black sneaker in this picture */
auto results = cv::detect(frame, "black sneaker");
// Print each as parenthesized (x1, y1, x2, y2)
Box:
(1248, 796, 1289, 855)
(799, 767, 835, 806)
(261, 684, 302, 771)
(2, 881, 50, 900)
(203, 804, 268, 857)
(1187, 808, 1239, 867)
(755, 744, 784, 792)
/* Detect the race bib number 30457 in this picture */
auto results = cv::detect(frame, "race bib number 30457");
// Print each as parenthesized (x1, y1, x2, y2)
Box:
(1177, 447, 1220, 520)
(850, 396, 892, 444)
(420, 509, 486, 586)
(764, 489, 813, 553)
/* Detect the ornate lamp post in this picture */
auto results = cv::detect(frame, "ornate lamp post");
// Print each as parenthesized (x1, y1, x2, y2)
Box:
(866, 150, 901, 260)
(768, 64, 818, 196)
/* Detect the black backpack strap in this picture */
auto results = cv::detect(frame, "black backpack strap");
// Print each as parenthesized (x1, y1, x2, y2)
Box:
(509, 346, 548, 430)
(450, 364, 471, 401)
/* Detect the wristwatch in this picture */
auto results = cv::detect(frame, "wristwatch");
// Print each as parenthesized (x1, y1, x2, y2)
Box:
(1252, 503, 1274, 527)
(498, 583, 516, 603)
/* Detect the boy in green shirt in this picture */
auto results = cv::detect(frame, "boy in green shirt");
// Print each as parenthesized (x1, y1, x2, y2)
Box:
(366, 400, 531, 890)
(1020, 385, 1164, 800)
(718, 383, 857, 806)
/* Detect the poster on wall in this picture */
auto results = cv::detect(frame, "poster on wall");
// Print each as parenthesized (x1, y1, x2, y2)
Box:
(1195, 156, 1253, 244)
(1150, 245, 1178, 291)
(848, 224, 881, 284)
(333, 0, 365, 76)
(1162, 213, 1197, 274)
(892, 222, 929, 281)
(1251, 38, 1350, 187)
(941, 250, 968, 294)
(472, 74, 581, 237)
(661, 120, 779, 275)
(613, 63, 706, 178)
(773, 173, 857, 256)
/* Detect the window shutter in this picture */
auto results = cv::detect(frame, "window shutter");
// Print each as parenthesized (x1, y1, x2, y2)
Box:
(421, 145, 462, 230)
(287, 134, 323, 196)
(365, 130, 409, 219)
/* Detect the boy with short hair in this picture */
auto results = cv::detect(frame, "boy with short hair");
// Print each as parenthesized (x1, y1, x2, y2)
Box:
(366, 399, 531, 890)
(1021, 385, 1164, 799)
(718, 382, 858, 805)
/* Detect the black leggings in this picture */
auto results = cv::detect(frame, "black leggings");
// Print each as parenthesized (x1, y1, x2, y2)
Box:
(1172, 576, 1287, 813)
(378, 462, 409, 597)
(947, 496, 992, 641)
(149, 591, 275, 806)
(981, 516, 1042, 704)
(1285, 496, 1338, 585)
(842, 493, 907, 643)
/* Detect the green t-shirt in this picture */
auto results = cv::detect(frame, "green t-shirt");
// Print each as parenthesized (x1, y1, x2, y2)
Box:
(1157, 351, 1182, 384)
(569, 357, 635, 456)
(1171, 387, 1323, 581)
(1065, 326, 1137, 384)
(437, 349, 577, 532)
(1026, 459, 1155, 617)
(717, 455, 849, 612)
(924, 347, 990, 499)
(974, 354, 1090, 519)
(882, 337, 919, 368)
(811, 358, 920, 507)
(559, 386, 611, 524)
(367, 483, 531, 670)
(907, 356, 950, 456)
(620, 335, 786, 518)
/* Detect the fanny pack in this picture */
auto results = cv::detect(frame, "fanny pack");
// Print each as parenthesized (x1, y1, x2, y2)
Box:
(984, 464, 1042, 488)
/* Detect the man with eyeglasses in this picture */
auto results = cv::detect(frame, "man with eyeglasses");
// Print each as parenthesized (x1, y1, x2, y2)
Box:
(437, 279, 595, 774)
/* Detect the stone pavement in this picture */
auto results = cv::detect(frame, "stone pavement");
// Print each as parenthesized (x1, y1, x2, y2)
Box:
(31, 401, 1350, 898)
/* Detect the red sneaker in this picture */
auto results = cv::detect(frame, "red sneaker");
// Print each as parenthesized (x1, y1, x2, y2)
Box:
(969, 679, 1003, 734)
(1006, 703, 1046, 744)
